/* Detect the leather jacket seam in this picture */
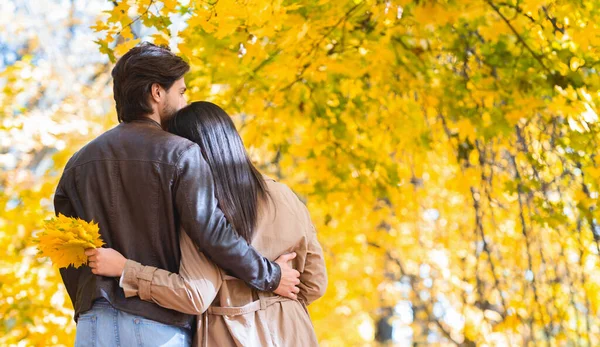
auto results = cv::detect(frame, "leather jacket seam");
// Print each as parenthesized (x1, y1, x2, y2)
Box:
(173, 143, 198, 167)
(62, 158, 178, 175)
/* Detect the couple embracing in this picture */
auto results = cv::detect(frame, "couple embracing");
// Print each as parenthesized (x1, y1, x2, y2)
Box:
(55, 42, 327, 346)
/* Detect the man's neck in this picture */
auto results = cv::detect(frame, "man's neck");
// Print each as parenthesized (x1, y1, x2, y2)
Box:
(145, 113, 163, 128)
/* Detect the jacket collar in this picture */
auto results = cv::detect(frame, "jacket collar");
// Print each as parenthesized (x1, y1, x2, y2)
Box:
(129, 118, 162, 129)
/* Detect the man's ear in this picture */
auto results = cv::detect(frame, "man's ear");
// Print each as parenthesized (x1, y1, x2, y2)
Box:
(150, 83, 162, 103)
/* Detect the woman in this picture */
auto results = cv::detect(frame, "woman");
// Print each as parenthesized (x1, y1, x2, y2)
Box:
(87, 101, 327, 346)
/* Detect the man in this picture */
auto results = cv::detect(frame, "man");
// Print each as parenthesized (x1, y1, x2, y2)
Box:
(54, 42, 300, 346)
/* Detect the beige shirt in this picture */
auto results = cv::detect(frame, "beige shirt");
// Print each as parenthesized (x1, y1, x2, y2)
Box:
(120, 177, 327, 346)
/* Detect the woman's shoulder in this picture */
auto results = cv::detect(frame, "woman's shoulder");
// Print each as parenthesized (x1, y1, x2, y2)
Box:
(261, 173, 277, 183)
(262, 175, 294, 198)
(261, 176, 308, 216)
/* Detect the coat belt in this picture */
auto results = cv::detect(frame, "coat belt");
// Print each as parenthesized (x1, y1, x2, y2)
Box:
(207, 295, 288, 316)
(201, 276, 292, 347)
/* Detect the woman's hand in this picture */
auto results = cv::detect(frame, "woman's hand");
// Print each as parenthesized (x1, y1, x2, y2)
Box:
(85, 248, 127, 277)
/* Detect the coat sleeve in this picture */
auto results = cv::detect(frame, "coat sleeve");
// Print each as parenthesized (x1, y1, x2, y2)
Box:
(120, 232, 223, 315)
(296, 208, 328, 306)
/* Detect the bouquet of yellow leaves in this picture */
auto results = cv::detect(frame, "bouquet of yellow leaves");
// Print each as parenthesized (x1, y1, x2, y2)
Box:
(34, 214, 105, 268)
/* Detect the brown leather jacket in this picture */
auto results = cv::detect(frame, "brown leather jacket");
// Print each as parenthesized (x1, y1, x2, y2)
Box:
(53, 119, 281, 328)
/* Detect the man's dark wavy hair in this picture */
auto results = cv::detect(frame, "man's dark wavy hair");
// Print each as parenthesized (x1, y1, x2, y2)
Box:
(111, 42, 190, 122)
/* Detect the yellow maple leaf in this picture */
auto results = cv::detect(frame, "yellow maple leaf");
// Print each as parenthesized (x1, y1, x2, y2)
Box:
(114, 39, 141, 58)
(34, 214, 105, 268)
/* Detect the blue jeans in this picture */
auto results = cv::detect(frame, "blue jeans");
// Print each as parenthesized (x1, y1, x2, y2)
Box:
(74, 299, 192, 347)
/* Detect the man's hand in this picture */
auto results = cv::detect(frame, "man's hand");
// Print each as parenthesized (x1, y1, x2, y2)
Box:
(85, 248, 127, 277)
(273, 252, 301, 300)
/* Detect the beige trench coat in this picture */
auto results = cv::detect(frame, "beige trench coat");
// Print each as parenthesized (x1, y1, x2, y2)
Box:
(120, 177, 327, 346)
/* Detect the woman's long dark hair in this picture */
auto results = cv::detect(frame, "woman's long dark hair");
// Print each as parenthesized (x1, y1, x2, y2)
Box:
(169, 101, 269, 242)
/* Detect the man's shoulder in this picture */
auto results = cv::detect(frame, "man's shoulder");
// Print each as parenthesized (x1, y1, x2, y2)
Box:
(66, 123, 198, 169)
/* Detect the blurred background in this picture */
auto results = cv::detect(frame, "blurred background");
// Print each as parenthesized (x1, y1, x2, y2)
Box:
(2, 0, 600, 345)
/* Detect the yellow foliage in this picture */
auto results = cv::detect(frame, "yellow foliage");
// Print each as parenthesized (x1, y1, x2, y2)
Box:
(5, 0, 600, 345)
(34, 214, 104, 269)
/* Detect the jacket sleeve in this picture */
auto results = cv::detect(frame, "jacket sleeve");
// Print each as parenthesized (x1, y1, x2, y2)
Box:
(120, 232, 222, 315)
(297, 222, 328, 306)
(54, 171, 84, 314)
(173, 144, 281, 292)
